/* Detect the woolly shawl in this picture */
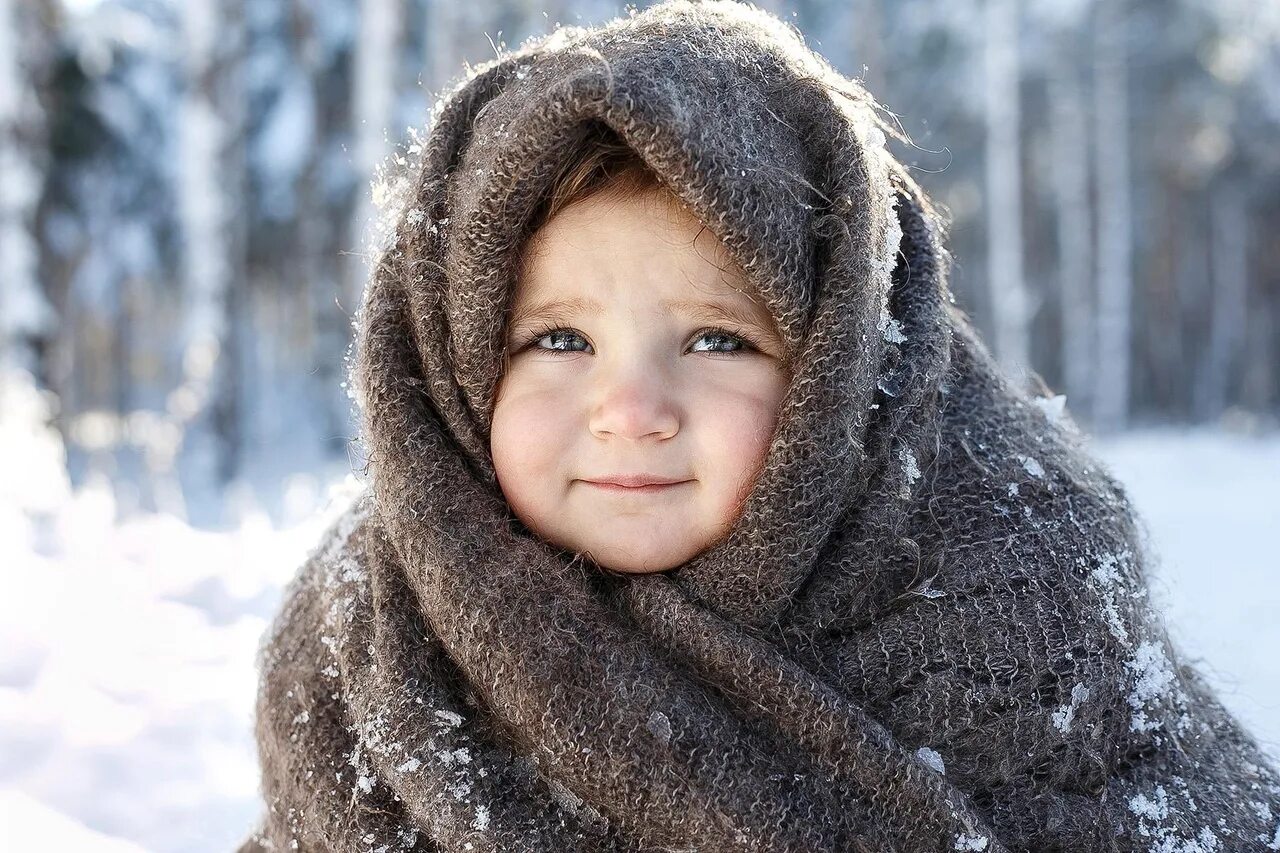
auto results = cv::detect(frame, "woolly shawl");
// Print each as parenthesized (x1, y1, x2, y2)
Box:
(239, 2, 1280, 851)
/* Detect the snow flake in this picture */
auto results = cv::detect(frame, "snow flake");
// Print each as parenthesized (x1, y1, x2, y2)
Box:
(647, 710, 673, 745)
(396, 757, 421, 773)
(954, 832, 989, 851)
(435, 747, 472, 767)
(1126, 641, 1175, 733)
(1033, 394, 1068, 426)
(1052, 682, 1091, 734)
(1263, 820, 1280, 850)
(471, 805, 491, 831)
(434, 709, 465, 728)
(899, 446, 921, 485)
(1129, 786, 1170, 823)
(879, 307, 907, 344)
(1088, 553, 1131, 644)
(915, 746, 945, 775)
(1018, 455, 1045, 478)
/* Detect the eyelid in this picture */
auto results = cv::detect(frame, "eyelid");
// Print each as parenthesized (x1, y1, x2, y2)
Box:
(513, 321, 765, 353)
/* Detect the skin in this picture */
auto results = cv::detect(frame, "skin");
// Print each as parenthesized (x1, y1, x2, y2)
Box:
(490, 187, 791, 574)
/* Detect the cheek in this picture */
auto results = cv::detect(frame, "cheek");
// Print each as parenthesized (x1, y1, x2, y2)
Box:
(695, 371, 787, 479)
(490, 376, 573, 493)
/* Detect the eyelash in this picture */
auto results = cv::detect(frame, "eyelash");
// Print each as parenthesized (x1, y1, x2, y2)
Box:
(517, 320, 764, 357)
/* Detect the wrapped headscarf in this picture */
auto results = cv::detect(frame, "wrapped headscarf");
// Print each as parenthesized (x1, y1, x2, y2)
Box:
(239, 2, 1280, 850)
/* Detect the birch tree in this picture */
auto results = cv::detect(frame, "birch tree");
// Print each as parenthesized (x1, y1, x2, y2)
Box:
(350, 0, 402, 305)
(1044, 0, 1095, 420)
(1195, 183, 1249, 419)
(983, 0, 1030, 381)
(0, 0, 54, 379)
(1091, 0, 1134, 433)
(177, 0, 248, 500)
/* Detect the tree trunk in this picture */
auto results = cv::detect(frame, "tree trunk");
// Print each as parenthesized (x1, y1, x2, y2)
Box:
(1048, 37, 1093, 421)
(178, 0, 248, 514)
(0, 0, 54, 380)
(983, 0, 1030, 382)
(1090, 0, 1133, 433)
(1195, 183, 1249, 420)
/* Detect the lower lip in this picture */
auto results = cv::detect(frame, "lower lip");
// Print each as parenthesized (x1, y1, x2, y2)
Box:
(581, 481, 690, 494)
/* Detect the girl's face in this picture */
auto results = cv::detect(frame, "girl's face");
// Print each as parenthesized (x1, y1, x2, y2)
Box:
(491, 188, 790, 574)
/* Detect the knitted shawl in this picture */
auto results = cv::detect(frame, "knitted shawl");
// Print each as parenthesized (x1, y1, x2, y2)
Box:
(239, 2, 1280, 850)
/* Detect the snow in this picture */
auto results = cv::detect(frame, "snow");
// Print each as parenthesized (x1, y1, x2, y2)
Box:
(1094, 429, 1280, 758)
(954, 832, 990, 851)
(915, 746, 946, 775)
(2, 407, 1278, 850)
(1051, 682, 1091, 734)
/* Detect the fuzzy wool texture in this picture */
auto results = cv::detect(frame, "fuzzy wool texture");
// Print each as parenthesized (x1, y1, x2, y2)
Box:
(238, 2, 1280, 851)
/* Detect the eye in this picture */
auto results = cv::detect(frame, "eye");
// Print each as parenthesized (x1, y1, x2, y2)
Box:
(526, 325, 590, 353)
(689, 326, 760, 357)
(514, 324, 764, 357)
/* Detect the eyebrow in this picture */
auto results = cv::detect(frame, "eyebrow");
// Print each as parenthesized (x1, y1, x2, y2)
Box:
(508, 295, 778, 339)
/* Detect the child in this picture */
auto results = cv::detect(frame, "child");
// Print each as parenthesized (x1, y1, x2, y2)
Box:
(240, 2, 1280, 851)
(491, 123, 791, 576)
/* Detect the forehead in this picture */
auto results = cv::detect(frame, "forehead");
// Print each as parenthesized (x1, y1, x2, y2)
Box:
(513, 190, 772, 325)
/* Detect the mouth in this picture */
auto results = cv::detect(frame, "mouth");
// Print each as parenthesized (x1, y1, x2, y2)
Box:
(579, 475, 693, 493)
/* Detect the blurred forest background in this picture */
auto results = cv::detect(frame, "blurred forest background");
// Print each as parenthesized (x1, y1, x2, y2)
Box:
(3, 0, 1278, 528)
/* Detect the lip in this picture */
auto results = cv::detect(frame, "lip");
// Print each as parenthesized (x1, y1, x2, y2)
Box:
(580, 474, 693, 492)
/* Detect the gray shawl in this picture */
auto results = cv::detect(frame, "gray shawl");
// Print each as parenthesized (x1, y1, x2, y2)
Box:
(239, 2, 1280, 850)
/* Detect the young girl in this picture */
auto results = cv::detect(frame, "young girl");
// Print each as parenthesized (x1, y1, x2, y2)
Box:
(240, 2, 1280, 851)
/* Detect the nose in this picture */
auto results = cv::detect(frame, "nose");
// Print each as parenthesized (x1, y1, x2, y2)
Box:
(588, 366, 680, 442)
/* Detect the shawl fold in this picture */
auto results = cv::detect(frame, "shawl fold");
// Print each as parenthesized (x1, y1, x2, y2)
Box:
(240, 2, 1280, 850)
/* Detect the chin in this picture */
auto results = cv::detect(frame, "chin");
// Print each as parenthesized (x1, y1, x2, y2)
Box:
(582, 544, 689, 575)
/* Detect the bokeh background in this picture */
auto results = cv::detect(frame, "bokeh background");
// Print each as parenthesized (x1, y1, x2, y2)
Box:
(2, 0, 1278, 850)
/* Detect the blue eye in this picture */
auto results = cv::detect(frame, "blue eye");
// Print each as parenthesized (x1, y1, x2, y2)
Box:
(519, 324, 760, 357)
(690, 328, 749, 354)
(533, 329, 589, 352)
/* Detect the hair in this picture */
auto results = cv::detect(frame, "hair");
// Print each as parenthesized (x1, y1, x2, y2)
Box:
(506, 123, 771, 354)
(527, 122, 670, 238)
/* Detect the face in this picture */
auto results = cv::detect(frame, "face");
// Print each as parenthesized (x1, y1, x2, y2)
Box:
(490, 187, 791, 575)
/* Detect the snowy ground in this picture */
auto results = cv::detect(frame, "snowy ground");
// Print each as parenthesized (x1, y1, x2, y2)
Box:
(2, 371, 1278, 851)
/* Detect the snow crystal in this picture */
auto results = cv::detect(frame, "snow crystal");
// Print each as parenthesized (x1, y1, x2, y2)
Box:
(899, 446, 922, 484)
(646, 710, 672, 745)
(1126, 641, 1176, 732)
(1264, 820, 1280, 850)
(433, 709, 465, 728)
(356, 774, 374, 793)
(1033, 394, 1068, 425)
(396, 757, 421, 773)
(954, 832, 989, 851)
(1051, 682, 1091, 734)
(1129, 786, 1170, 822)
(879, 307, 907, 344)
(292, 711, 310, 725)
(471, 805, 491, 831)
(1018, 455, 1045, 478)
(915, 746, 945, 775)
(1088, 553, 1132, 644)
(435, 747, 472, 767)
